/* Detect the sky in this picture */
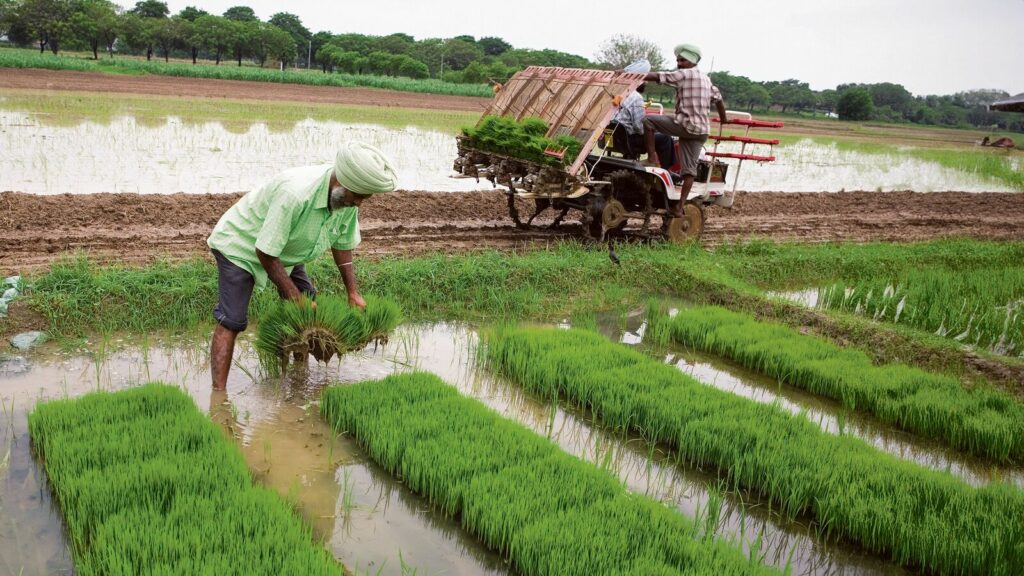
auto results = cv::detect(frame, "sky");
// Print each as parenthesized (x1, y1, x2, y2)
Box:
(164, 0, 1024, 97)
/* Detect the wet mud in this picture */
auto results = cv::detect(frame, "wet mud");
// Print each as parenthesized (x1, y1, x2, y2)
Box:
(3, 190, 1023, 275)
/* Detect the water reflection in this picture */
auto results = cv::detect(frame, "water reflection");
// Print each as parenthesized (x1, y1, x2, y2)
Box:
(0, 111, 489, 195)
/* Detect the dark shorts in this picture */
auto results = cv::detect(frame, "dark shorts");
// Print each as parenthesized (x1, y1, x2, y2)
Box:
(643, 115, 708, 177)
(212, 249, 315, 332)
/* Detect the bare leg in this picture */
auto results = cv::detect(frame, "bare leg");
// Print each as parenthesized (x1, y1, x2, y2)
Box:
(643, 127, 660, 167)
(211, 323, 238, 390)
(673, 175, 695, 217)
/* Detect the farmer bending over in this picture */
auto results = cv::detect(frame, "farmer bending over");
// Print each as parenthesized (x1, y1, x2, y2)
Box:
(207, 142, 397, 390)
(640, 44, 727, 217)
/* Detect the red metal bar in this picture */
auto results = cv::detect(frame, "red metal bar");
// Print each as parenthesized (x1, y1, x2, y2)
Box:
(705, 152, 776, 162)
(708, 135, 780, 145)
(712, 118, 785, 128)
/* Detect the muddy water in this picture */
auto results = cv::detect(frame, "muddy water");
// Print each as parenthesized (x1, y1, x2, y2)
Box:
(0, 324, 923, 576)
(732, 139, 1014, 192)
(0, 109, 489, 194)
(0, 106, 1014, 196)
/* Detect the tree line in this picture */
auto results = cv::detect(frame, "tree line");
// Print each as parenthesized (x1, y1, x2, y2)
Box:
(0, 2, 1019, 132)
(705, 73, 1021, 131)
(0, 0, 590, 78)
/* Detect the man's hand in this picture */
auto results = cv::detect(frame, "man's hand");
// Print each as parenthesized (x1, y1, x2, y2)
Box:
(348, 291, 366, 310)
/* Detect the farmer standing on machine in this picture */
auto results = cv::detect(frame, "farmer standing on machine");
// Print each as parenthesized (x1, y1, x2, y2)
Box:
(639, 44, 728, 217)
(206, 141, 397, 390)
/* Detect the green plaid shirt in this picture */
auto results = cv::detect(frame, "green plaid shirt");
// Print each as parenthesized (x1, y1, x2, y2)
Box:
(207, 164, 360, 289)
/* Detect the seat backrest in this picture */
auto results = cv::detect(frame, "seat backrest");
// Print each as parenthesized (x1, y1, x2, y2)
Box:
(603, 121, 639, 159)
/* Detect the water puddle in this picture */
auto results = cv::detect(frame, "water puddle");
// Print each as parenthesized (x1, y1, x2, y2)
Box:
(0, 323, 914, 576)
(0, 110, 488, 194)
(605, 312, 1024, 488)
(0, 104, 1013, 195)
(728, 138, 1014, 192)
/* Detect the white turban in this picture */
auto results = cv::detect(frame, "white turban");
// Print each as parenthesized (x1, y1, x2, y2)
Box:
(334, 141, 398, 195)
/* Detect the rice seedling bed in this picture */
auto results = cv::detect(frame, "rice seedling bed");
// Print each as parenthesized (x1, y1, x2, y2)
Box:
(28, 383, 341, 575)
(646, 305, 1024, 462)
(254, 295, 401, 373)
(321, 371, 777, 576)
(818, 266, 1024, 356)
(484, 326, 1024, 575)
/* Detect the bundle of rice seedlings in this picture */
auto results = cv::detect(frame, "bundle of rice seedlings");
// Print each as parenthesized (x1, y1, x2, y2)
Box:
(255, 295, 401, 373)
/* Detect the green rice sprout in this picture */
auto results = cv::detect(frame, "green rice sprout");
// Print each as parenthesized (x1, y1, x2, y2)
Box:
(818, 266, 1024, 356)
(28, 383, 342, 574)
(255, 295, 402, 373)
(483, 326, 1024, 575)
(461, 116, 583, 166)
(321, 372, 777, 576)
(647, 304, 1024, 463)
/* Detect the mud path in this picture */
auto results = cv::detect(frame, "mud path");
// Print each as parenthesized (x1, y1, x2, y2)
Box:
(0, 68, 492, 112)
(2, 190, 1022, 275)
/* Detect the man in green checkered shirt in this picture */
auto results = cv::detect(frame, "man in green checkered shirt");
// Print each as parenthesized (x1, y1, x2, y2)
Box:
(207, 142, 397, 390)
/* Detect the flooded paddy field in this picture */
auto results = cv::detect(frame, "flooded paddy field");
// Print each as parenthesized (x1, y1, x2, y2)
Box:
(1, 89, 1019, 195)
(4, 315, 1020, 575)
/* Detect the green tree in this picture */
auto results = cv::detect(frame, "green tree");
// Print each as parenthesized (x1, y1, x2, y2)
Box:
(0, 0, 18, 38)
(17, 0, 74, 53)
(478, 36, 511, 56)
(192, 13, 231, 64)
(268, 12, 309, 65)
(309, 30, 332, 71)
(378, 32, 413, 55)
(818, 89, 838, 113)
(868, 82, 913, 116)
(129, 0, 167, 18)
(594, 33, 665, 70)
(176, 5, 206, 21)
(151, 15, 186, 62)
(251, 22, 294, 67)
(222, 4, 256, 22)
(396, 55, 428, 79)
(441, 38, 482, 71)
(69, 0, 120, 59)
(836, 87, 874, 121)
(229, 19, 256, 66)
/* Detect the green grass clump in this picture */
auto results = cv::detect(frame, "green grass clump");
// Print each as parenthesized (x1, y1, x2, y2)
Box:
(28, 383, 341, 575)
(255, 295, 401, 373)
(321, 372, 776, 576)
(484, 327, 1024, 575)
(0, 47, 493, 98)
(647, 304, 1024, 462)
(461, 115, 583, 166)
(818, 266, 1024, 356)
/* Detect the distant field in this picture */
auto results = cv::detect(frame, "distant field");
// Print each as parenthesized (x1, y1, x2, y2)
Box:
(0, 46, 494, 97)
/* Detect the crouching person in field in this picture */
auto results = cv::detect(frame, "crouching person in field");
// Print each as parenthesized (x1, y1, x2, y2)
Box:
(207, 142, 398, 390)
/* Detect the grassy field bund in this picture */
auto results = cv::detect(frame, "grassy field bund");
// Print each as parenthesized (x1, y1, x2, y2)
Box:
(0, 47, 493, 97)
(28, 384, 342, 575)
(13, 239, 1022, 387)
(322, 372, 777, 576)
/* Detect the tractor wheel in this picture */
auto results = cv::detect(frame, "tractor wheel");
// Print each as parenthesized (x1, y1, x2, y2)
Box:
(602, 198, 628, 230)
(665, 201, 705, 243)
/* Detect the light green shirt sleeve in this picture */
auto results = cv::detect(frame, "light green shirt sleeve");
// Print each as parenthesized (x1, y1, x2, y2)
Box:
(255, 192, 301, 258)
(331, 209, 362, 251)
